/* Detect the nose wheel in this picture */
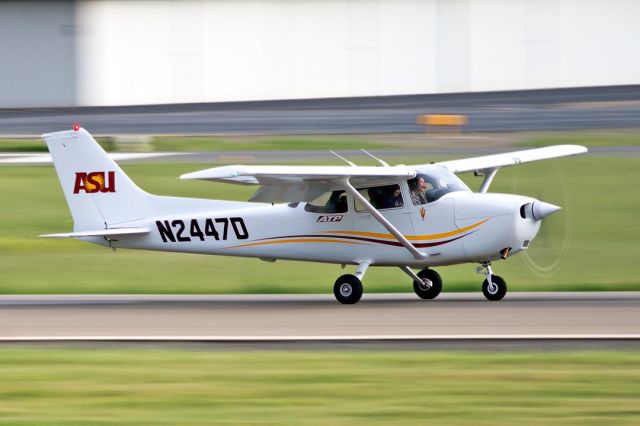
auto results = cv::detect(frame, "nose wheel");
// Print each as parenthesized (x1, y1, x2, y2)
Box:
(477, 263, 507, 301)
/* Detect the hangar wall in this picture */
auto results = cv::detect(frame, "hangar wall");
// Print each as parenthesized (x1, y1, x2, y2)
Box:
(1, 0, 639, 107)
(0, 1, 77, 108)
(75, 0, 640, 106)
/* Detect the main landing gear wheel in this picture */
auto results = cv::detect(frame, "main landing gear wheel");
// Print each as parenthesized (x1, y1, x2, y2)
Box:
(482, 275, 507, 301)
(334, 274, 363, 305)
(413, 269, 443, 300)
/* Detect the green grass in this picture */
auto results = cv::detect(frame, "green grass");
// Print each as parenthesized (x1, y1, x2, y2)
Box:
(0, 348, 638, 425)
(0, 154, 638, 294)
(0, 136, 399, 153)
(152, 135, 399, 152)
(0, 138, 48, 152)
(519, 130, 640, 147)
(3, 129, 639, 154)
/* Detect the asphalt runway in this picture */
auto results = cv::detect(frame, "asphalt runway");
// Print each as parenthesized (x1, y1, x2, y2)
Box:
(3, 85, 640, 136)
(1, 292, 639, 343)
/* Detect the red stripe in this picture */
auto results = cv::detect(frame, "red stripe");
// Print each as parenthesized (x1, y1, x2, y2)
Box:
(251, 233, 473, 247)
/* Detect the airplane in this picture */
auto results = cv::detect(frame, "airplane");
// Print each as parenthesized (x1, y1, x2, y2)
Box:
(41, 126, 587, 304)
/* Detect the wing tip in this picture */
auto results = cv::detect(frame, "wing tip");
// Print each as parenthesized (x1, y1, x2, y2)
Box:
(553, 144, 588, 151)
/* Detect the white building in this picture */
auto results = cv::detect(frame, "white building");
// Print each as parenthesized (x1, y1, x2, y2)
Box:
(2, 0, 639, 107)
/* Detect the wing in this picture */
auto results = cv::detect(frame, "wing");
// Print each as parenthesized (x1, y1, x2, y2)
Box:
(431, 145, 588, 173)
(181, 145, 587, 202)
(180, 165, 416, 203)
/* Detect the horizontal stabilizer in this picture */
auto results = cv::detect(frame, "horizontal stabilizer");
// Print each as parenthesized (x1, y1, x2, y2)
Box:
(40, 227, 150, 239)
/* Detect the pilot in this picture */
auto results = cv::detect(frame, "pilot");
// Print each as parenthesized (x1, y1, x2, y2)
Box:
(380, 185, 403, 208)
(409, 176, 427, 205)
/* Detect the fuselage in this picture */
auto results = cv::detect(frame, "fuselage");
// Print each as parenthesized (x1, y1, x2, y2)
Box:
(90, 189, 542, 268)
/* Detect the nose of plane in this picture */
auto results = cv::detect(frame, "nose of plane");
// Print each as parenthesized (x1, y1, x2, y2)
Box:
(531, 201, 561, 220)
(520, 200, 561, 221)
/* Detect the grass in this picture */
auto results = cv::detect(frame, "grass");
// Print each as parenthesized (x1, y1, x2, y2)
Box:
(0, 138, 48, 152)
(152, 135, 399, 152)
(0, 153, 638, 294)
(519, 130, 640, 147)
(0, 136, 399, 153)
(0, 348, 638, 425)
(2, 129, 640, 154)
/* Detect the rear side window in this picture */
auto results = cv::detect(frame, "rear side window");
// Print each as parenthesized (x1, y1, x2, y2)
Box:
(354, 184, 403, 211)
(305, 190, 348, 213)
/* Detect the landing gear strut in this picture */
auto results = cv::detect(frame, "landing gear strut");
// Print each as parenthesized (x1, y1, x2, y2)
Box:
(477, 262, 507, 301)
(333, 260, 370, 304)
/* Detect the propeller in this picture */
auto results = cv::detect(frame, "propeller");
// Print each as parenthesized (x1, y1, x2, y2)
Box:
(510, 160, 571, 277)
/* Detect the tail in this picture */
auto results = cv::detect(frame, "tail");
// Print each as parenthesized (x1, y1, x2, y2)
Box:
(43, 127, 153, 231)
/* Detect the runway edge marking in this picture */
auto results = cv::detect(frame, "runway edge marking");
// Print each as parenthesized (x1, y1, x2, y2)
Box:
(1, 334, 640, 342)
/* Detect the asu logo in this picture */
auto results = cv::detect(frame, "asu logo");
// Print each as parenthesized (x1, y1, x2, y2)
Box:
(419, 207, 426, 221)
(73, 171, 116, 194)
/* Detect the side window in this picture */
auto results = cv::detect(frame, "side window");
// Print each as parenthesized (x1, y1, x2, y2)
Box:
(354, 184, 403, 211)
(408, 176, 431, 205)
(305, 190, 348, 213)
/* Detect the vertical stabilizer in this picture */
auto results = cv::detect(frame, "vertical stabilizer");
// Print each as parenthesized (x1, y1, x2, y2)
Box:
(43, 127, 152, 231)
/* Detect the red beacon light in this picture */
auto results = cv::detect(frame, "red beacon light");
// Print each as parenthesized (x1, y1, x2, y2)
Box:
(73, 123, 80, 131)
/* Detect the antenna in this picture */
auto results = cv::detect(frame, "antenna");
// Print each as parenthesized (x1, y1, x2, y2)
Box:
(360, 149, 389, 167)
(330, 151, 357, 167)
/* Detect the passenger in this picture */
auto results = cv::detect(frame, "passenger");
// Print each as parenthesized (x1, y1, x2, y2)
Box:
(380, 185, 403, 208)
(325, 190, 347, 213)
(409, 176, 427, 205)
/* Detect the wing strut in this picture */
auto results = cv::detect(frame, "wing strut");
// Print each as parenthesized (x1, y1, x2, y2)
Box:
(342, 179, 427, 261)
(477, 167, 499, 193)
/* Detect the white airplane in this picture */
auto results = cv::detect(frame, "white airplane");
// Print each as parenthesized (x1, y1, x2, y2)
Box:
(41, 127, 587, 304)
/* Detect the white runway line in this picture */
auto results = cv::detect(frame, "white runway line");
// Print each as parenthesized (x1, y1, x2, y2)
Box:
(1, 335, 639, 342)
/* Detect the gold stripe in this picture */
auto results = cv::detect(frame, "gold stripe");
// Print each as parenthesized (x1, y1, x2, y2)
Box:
(323, 217, 490, 241)
(226, 238, 367, 249)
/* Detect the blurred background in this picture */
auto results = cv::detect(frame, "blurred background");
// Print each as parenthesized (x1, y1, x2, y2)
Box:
(1, 2, 640, 423)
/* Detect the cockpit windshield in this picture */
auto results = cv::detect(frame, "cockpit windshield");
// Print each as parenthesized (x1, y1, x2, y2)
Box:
(408, 165, 470, 205)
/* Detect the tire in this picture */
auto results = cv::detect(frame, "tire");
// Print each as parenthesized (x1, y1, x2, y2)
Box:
(482, 275, 507, 301)
(413, 269, 443, 300)
(333, 274, 363, 305)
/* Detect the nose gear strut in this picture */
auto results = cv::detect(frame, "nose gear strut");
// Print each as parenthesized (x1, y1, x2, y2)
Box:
(476, 262, 507, 301)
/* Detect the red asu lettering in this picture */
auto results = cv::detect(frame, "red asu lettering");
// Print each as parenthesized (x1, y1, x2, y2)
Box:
(73, 171, 116, 194)
(317, 215, 343, 223)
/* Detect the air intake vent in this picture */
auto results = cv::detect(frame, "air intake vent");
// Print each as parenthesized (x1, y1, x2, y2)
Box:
(520, 204, 528, 219)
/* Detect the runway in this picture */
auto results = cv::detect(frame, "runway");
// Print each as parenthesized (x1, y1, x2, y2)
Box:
(3, 85, 640, 136)
(1, 292, 639, 343)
